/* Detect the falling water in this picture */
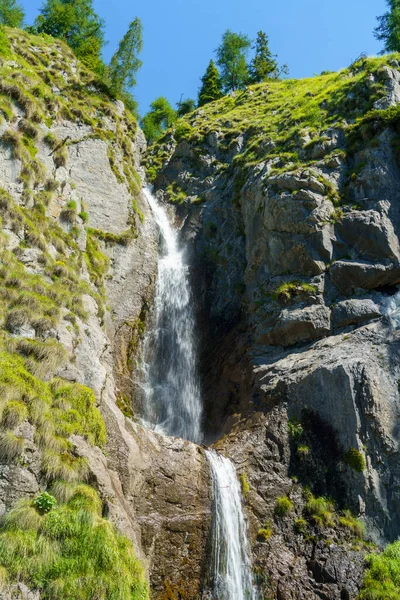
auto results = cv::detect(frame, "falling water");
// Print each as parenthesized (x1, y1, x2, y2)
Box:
(206, 450, 258, 600)
(141, 187, 203, 443)
(383, 289, 400, 329)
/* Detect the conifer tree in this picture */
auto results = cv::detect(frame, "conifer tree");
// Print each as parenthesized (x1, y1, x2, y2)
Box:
(198, 60, 223, 106)
(375, 0, 400, 53)
(109, 17, 143, 97)
(177, 97, 196, 116)
(216, 30, 251, 92)
(248, 31, 279, 83)
(34, 0, 105, 73)
(0, 0, 24, 27)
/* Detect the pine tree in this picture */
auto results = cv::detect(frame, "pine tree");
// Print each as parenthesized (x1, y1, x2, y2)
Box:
(375, 0, 400, 53)
(34, 0, 105, 73)
(0, 0, 24, 27)
(248, 31, 279, 83)
(216, 30, 251, 92)
(109, 17, 143, 97)
(198, 60, 223, 106)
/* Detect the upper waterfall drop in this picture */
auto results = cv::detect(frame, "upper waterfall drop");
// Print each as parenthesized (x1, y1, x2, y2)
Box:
(141, 187, 203, 443)
(206, 450, 258, 600)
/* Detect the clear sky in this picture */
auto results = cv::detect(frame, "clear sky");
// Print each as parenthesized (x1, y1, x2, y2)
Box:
(24, 0, 387, 117)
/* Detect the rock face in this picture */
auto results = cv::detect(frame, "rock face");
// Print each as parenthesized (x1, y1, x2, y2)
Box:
(146, 56, 400, 597)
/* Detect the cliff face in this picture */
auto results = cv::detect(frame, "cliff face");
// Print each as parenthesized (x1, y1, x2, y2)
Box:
(0, 29, 210, 600)
(4, 26, 400, 600)
(148, 55, 400, 597)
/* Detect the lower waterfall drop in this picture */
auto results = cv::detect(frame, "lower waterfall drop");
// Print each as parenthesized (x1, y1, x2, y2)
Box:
(206, 450, 258, 600)
(142, 187, 202, 443)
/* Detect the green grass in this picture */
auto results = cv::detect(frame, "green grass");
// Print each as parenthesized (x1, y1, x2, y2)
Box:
(275, 496, 294, 517)
(0, 484, 149, 600)
(359, 541, 400, 600)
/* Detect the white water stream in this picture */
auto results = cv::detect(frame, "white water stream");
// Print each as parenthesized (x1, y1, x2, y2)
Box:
(141, 187, 202, 443)
(143, 187, 257, 599)
(206, 450, 258, 600)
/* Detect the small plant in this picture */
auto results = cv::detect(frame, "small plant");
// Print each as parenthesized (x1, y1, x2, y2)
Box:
(33, 492, 57, 514)
(239, 473, 250, 496)
(295, 518, 307, 533)
(257, 524, 272, 541)
(275, 496, 294, 517)
(297, 445, 310, 458)
(304, 494, 335, 527)
(287, 419, 303, 440)
(343, 448, 366, 473)
(339, 509, 365, 539)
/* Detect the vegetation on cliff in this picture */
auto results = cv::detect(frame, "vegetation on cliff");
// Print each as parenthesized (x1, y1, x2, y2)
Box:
(0, 27, 149, 599)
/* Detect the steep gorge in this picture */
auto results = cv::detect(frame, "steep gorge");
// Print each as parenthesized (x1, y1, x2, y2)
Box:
(0, 26, 400, 600)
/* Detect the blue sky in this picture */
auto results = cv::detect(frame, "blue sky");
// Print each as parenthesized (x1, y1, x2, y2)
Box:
(24, 0, 387, 117)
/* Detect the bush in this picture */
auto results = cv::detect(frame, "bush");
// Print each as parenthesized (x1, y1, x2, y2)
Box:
(339, 509, 365, 539)
(287, 419, 303, 439)
(275, 496, 294, 517)
(297, 445, 310, 458)
(343, 448, 366, 472)
(359, 541, 400, 599)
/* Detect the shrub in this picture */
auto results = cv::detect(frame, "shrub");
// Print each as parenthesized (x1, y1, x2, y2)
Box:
(359, 541, 400, 599)
(343, 447, 366, 472)
(275, 496, 294, 517)
(33, 492, 57, 514)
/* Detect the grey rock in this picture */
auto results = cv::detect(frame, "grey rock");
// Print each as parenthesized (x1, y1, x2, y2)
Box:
(330, 260, 400, 294)
(257, 304, 331, 346)
(332, 299, 382, 329)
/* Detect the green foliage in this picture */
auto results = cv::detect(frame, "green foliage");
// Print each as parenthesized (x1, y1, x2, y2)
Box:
(375, 0, 400, 53)
(273, 281, 317, 303)
(248, 31, 280, 83)
(295, 518, 308, 533)
(304, 493, 335, 527)
(141, 96, 177, 144)
(239, 473, 250, 496)
(109, 17, 143, 96)
(343, 447, 366, 472)
(216, 30, 251, 92)
(275, 496, 294, 517)
(257, 525, 272, 541)
(34, 0, 105, 74)
(174, 121, 193, 142)
(0, 0, 24, 27)
(287, 419, 303, 440)
(33, 492, 57, 514)
(359, 541, 400, 599)
(198, 59, 223, 106)
(0, 484, 149, 600)
(177, 97, 196, 116)
(339, 509, 365, 538)
(297, 444, 310, 458)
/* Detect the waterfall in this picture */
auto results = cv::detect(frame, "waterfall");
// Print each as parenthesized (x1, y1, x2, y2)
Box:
(206, 450, 258, 600)
(383, 289, 400, 329)
(141, 187, 203, 443)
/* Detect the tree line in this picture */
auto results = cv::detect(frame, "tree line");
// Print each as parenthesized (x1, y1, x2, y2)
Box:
(0, 0, 400, 142)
